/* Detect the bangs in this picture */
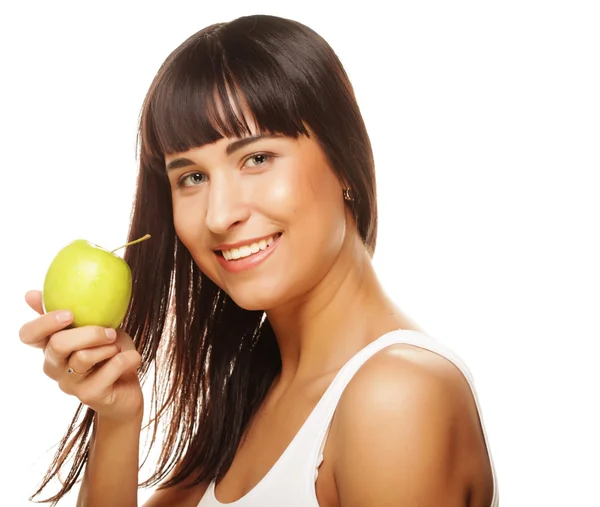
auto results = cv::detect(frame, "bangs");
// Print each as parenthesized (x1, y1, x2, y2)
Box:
(140, 28, 310, 171)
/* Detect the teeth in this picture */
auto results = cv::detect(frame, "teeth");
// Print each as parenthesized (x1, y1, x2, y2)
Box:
(221, 234, 279, 261)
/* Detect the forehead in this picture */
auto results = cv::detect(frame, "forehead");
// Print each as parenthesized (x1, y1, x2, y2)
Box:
(145, 62, 311, 163)
(161, 96, 315, 165)
(211, 87, 255, 131)
(162, 88, 260, 156)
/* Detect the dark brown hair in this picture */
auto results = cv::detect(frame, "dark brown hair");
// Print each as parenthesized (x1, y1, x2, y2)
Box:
(32, 14, 377, 504)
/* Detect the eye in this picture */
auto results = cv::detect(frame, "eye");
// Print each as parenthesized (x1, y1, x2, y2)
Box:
(243, 153, 271, 168)
(177, 172, 207, 188)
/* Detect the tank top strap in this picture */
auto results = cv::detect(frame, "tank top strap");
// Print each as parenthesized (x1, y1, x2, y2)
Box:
(291, 329, 432, 472)
(198, 328, 499, 506)
(291, 328, 499, 507)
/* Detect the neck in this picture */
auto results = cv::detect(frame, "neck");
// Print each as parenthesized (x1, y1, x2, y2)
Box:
(265, 233, 404, 387)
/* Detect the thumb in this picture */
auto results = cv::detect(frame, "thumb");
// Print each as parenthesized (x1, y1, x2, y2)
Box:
(114, 328, 137, 352)
(25, 290, 44, 315)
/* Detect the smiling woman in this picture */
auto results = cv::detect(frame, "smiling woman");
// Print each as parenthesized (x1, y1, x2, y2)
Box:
(19, 13, 498, 507)
(164, 129, 356, 310)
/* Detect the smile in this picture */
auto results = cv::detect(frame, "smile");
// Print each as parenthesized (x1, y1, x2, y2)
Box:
(220, 233, 281, 261)
(215, 233, 282, 273)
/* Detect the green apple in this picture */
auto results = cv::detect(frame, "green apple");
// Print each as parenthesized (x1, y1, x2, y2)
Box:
(42, 234, 151, 328)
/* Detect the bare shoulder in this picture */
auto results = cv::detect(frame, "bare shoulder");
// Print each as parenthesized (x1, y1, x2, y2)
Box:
(142, 472, 210, 507)
(329, 343, 494, 507)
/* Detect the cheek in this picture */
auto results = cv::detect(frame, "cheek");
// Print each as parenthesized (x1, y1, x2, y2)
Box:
(263, 160, 340, 220)
(281, 165, 347, 260)
(259, 169, 301, 212)
(173, 199, 226, 287)
(172, 198, 196, 241)
(172, 198, 210, 261)
(298, 167, 345, 228)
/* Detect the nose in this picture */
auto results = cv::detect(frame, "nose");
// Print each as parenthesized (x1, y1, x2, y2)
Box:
(205, 174, 250, 235)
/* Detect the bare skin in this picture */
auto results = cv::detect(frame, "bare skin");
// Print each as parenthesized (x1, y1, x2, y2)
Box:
(20, 291, 143, 507)
(20, 124, 494, 506)
(158, 125, 493, 505)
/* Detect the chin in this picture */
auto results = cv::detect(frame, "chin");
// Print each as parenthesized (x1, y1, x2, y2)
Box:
(222, 279, 288, 312)
(230, 297, 271, 312)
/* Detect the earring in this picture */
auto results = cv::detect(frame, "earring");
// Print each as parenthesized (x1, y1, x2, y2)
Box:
(343, 187, 354, 201)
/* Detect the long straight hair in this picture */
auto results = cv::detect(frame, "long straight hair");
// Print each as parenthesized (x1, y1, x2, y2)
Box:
(32, 14, 378, 504)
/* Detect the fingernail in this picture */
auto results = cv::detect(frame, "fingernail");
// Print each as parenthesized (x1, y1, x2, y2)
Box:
(57, 311, 72, 323)
(105, 328, 117, 341)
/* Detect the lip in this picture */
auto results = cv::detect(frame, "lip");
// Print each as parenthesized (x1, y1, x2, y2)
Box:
(216, 233, 282, 273)
(214, 233, 281, 251)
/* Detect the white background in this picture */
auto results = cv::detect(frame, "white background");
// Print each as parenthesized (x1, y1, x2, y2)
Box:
(1, 1, 598, 505)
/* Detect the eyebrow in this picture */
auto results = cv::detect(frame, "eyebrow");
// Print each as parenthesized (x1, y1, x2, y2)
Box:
(165, 133, 282, 172)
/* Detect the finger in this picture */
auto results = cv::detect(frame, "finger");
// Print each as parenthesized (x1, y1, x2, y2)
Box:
(44, 327, 117, 376)
(25, 290, 44, 315)
(88, 350, 142, 388)
(76, 350, 142, 405)
(113, 328, 136, 351)
(19, 309, 74, 349)
(67, 343, 121, 377)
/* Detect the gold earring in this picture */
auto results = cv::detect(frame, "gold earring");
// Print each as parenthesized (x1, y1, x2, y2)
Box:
(343, 188, 353, 201)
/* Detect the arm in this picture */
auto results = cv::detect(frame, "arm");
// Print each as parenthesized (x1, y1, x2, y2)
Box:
(331, 345, 494, 507)
(77, 414, 142, 507)
(78, 414, 210, 507)
(18, 292, 148, 507)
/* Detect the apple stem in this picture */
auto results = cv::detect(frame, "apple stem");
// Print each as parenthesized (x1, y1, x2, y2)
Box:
(110, 234, 151, 254)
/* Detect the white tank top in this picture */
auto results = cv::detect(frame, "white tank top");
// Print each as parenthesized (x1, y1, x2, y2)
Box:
(198, 329, 499, 506)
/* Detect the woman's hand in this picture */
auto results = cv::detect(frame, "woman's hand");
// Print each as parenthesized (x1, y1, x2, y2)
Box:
(19, 290, 144, 423)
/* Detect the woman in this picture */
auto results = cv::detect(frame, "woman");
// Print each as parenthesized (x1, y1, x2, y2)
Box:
(20, 14, 498, 507)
